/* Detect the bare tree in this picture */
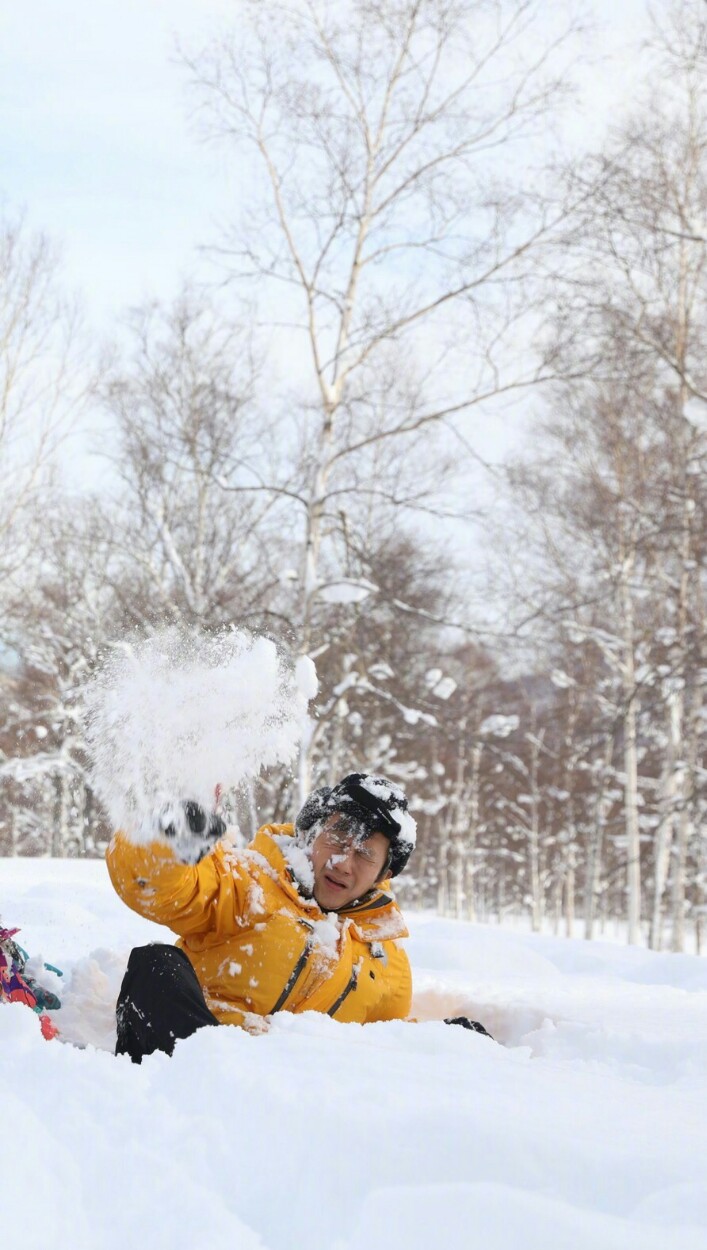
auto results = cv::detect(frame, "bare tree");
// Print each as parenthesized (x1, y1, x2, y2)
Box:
(547, 0, 707, 947)
(0, 216, 84, 602)
(185, 0, 583, 791)
(0, 500, 117, 856)
(98, 292, 284, 632)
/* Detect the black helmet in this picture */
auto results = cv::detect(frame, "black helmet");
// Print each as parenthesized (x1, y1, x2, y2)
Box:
(295, 772, 416, 877)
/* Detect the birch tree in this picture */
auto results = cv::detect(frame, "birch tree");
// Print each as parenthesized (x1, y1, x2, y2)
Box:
(99, 293, 283, 632)
(547, 0, 707, 947)
(0, 216, 84, 608)
(186, 0, 582, 793)
(0, 501, 116, 855)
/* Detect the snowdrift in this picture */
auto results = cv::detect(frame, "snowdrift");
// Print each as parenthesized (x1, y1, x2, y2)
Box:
(3, 858, 707, 1250)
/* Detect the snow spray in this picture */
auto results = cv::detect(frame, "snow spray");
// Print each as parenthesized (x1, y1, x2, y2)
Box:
(84, 627, 318, 835)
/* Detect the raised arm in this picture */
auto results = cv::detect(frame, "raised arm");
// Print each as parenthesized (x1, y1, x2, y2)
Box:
(106, 802, 251, 939)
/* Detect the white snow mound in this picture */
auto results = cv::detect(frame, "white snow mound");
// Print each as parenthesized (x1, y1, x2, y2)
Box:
(2, 860, 707, 1250)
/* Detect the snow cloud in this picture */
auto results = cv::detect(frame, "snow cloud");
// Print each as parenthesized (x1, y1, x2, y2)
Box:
(83, 626, 316, 833)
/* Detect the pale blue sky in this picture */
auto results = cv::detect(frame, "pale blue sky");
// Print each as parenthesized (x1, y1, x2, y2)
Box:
(1, 0, 652, 503)
(3, 0, 649, 330)
(2, 1, 238, 325)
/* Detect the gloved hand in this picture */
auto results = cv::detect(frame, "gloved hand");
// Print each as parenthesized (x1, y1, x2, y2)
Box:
(159, 800, 226, 864)
(444, 1016, 494, 1040)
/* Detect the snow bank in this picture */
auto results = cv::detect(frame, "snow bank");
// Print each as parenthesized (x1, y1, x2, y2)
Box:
(3, 859, 707, 1250)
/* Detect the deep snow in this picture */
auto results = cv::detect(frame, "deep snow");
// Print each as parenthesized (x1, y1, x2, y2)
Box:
(3, 857, 707, 1250)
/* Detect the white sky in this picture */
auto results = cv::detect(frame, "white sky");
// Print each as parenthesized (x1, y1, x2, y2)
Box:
(2, 1, 244, 328)
(3, 0, 650, 328)
(1, 0, 651, 502)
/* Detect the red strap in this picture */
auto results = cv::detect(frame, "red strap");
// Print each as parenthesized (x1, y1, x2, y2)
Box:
(39, 1014, 59, 1041)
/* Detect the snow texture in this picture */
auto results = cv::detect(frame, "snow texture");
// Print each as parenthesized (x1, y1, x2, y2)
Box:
(357, 774, 417, 848)
(83, 628, 315, 835)
(550, 668, 575, 689)
(272, 832, 315, 895)
(479, 713, 520, 738)
(4, 858, 706, 1250)
(424, 669, 458, 699)
(316, 578, 378, 604)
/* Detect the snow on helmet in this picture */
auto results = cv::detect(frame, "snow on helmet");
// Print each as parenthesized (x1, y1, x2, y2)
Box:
(295, 772, 416, 877)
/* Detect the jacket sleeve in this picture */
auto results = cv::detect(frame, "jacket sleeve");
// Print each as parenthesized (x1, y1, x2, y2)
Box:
(106, 832, 252, 939)
(366, 941, 413, 1023)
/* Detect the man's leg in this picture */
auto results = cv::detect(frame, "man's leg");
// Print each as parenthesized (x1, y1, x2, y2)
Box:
(116, 943, 220, 1063)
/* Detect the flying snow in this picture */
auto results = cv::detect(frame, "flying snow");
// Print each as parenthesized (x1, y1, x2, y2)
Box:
(83, 627, 317, 834)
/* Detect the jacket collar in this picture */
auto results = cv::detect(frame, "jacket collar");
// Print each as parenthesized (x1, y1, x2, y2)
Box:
(249, 824, 409, 941)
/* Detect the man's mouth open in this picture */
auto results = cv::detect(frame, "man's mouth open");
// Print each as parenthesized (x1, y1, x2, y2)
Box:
(324, 874, 347, 891)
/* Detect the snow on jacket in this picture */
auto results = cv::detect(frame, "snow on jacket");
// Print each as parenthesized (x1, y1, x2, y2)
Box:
(106, 823, 412, 1028)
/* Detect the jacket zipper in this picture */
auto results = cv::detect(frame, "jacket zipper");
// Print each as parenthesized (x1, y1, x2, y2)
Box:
(270, 928, 314, 1014)
(327, 965, 359, 1018)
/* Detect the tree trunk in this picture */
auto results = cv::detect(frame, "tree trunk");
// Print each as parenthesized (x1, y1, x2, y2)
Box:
(650, 691, 681, 950)
(619, 551, 642, 944)
(624, 694, 642, 946)
(9, 806, 19, 856)
(528, 730, 544, 932)
(436, 837, 450, 916)
(52, 771, 69, 857)
(496, 864, 506, 924)
(670, 802, 689, 953)
(452, 838, 465, 919)
(584, 744, 613, 940)
(695, 838, 705, 956)
(464, 855, 476, 922)
(670, 700, 699, 953)
(552, 875, 562, 935)
(565, 855, 575, 938)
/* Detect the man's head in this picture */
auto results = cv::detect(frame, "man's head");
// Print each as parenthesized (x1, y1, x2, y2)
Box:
(295, 773, 416, 910)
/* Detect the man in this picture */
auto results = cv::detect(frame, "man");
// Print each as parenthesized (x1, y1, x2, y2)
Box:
(107, 773, 417, 1062)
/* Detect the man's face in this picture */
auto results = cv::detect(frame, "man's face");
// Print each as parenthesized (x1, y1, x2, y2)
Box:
(310, 814, 390, 910)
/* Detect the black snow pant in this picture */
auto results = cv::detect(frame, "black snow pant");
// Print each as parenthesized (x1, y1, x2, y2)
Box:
(115, 943, 220, 1063)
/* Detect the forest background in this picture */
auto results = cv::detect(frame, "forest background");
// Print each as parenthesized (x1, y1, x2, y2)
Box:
(1, 0, 704, 953)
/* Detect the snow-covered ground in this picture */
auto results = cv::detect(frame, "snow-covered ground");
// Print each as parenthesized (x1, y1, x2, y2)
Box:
(3, 857, 707, 1250)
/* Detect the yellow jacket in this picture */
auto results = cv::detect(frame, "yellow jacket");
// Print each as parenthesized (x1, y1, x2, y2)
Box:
(106, 824, 412, 1028)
